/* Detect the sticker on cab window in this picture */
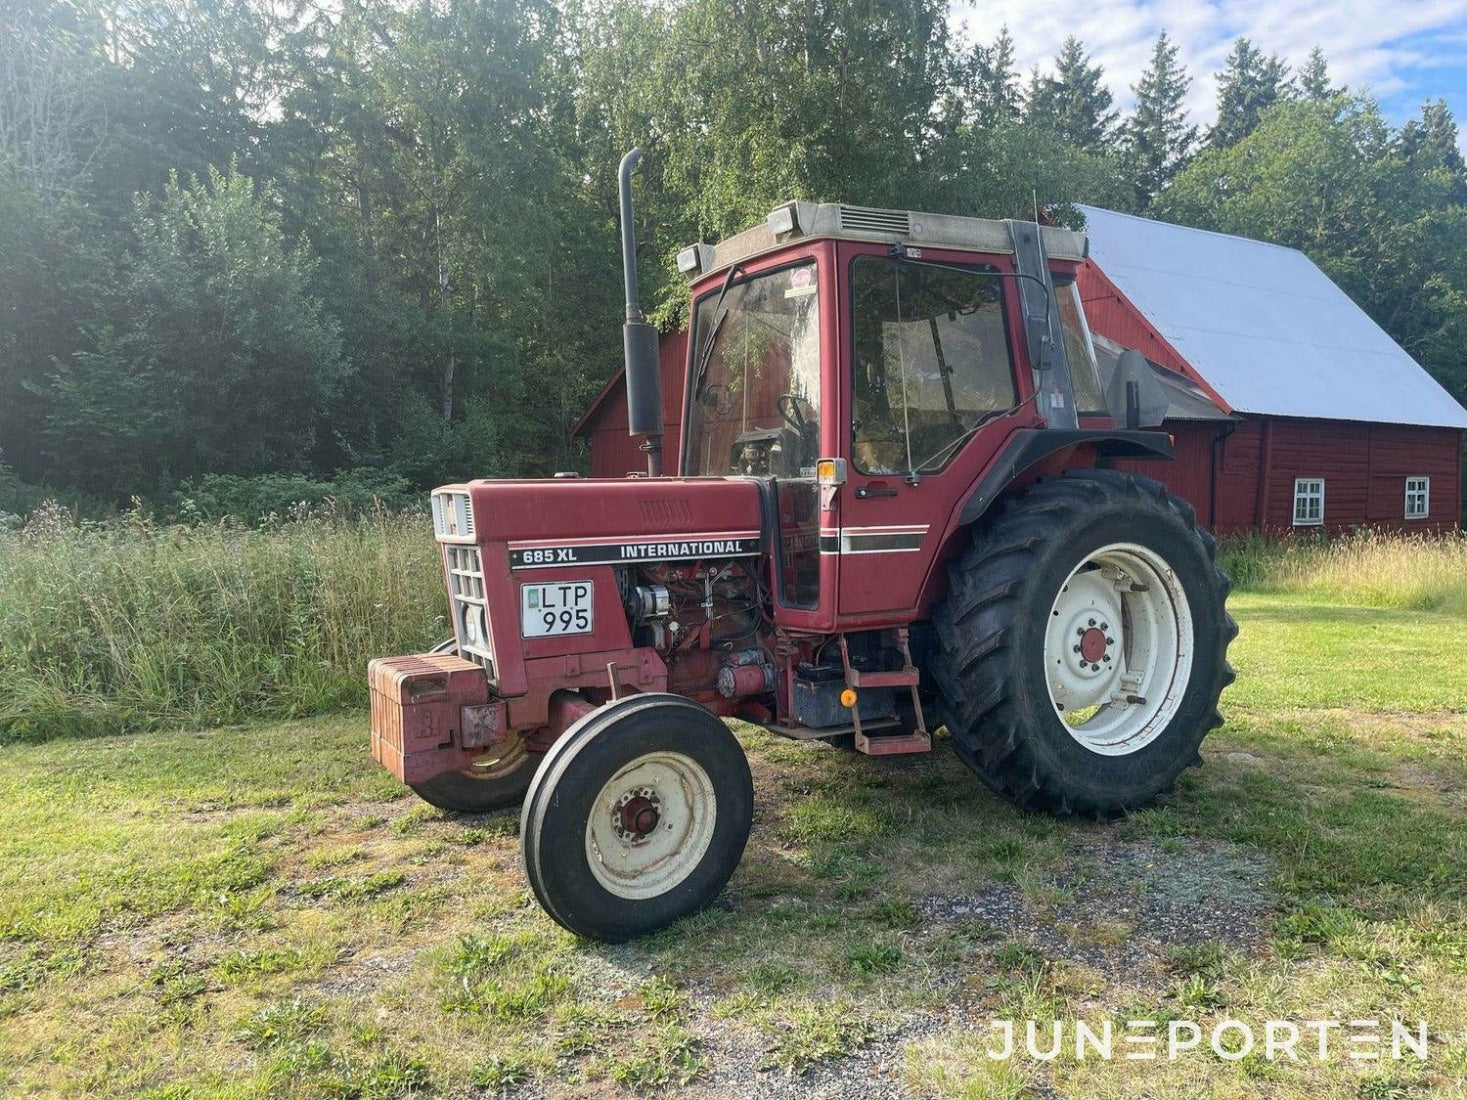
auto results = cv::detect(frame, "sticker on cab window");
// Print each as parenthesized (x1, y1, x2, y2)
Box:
(785, 266, 817, 298)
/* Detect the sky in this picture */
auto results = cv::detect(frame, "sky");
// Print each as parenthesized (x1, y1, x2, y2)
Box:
(951, 0, 1467, 149)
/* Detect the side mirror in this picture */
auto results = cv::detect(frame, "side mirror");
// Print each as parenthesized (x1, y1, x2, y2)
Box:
(1105, 349, 1168, 429)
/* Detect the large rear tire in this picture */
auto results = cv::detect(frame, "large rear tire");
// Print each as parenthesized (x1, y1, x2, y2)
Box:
(931, 469, 1236, 817)
(520, 694, 753, 942)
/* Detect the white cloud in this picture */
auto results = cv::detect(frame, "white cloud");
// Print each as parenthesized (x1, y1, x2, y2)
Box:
(950, 0, 1467, 137)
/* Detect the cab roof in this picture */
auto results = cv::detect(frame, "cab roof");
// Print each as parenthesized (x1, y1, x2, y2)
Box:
(681, 202, 1088, 282)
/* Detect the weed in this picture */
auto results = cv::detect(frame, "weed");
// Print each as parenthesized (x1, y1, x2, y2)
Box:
(0, 511, 446, 744)
(760, 1001, 873, 1074)
(296, 871, 404, 903)
(470, 1052, 535, 1091)
(844, 939, 904, 975)
(746, 962, 801, 994)
(236, 999, 328, 1050)
(601, 1026, 705, 1089)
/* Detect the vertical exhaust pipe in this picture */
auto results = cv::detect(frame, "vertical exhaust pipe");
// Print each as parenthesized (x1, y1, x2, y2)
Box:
(619, 148, 663, 476)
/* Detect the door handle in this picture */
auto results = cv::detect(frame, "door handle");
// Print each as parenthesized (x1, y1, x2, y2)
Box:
(855, 485, 899, 499)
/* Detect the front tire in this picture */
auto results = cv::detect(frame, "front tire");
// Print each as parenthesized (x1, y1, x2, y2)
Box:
(931, 469, 1236, 817)
(409, 731, 537, 813)
(520, 694, 754, 942)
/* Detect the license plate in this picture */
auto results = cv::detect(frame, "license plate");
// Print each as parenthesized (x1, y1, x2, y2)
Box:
(520, 581, 594, 638)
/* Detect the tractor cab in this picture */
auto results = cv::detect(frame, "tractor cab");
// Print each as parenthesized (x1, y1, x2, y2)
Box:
(668, 202, 1118, 629)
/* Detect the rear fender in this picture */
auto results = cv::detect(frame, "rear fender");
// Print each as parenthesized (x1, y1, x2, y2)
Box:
(915, 429, 1173, 613)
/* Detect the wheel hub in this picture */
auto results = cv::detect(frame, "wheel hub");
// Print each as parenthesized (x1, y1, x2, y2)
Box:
(1079, 626, 1110, 664)
(617, 793, 661, 839)
(586, 753, 719, 900)
(1042, 543, 1195, 756)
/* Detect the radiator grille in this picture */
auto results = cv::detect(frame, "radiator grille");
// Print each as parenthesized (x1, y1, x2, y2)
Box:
(445, 543, 493, 668)
(839, 205, 911, 236)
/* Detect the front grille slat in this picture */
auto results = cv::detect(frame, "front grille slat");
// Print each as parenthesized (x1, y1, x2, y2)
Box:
(444, 543, 493, 671)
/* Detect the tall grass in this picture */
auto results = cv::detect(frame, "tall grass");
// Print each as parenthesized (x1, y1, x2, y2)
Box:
(1220, 529, 1467, 614)
(0, 504, 446, 743)
(4, 507, 1462, 745)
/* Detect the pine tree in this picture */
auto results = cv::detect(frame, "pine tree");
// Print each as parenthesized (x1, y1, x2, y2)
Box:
(1298, 46, 1342, 102)
(1024, 37, 1117, 152)
(1210, 37, 1290, 147)
(1398, 99, 1467, 202)
(971, 26, 1020, 127)
(1124, 31, 1197, 206)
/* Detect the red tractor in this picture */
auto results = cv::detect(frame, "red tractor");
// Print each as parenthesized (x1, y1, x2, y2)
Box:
(369, 151, 1235, 942)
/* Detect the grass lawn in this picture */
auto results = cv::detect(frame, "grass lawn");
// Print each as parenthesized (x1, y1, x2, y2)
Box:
(1, 591, 1463, 1098)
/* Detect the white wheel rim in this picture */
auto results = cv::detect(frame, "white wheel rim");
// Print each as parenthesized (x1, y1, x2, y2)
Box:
(585, 751, 718, 900)
(1043, 541, 1194, 757)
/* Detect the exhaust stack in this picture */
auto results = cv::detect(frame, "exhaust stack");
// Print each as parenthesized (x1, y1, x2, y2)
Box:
(619, 148, 663, 476)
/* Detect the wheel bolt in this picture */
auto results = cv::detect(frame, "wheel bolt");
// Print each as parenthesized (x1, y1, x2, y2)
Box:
(1101, 622, 1109, 631)
(1106, 637, 1115, 645)
(1076, 628, 1085, 637)
(1088, 618, 1096, 627)
(1073, 645, 1081, 653)
(1102, 655, 1111, 662)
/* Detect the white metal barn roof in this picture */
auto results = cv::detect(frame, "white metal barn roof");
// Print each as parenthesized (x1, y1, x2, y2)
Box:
(1078, 206, 1467, 430)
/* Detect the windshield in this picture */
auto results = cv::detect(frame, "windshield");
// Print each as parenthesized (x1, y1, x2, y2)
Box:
(684, 261, 822, 477)
(1054, 278, 1108, 415)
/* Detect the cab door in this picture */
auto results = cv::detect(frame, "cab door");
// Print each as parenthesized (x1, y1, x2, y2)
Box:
(836, 243, 1031, 620)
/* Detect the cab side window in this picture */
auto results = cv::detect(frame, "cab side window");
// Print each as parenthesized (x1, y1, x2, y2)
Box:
(850, 256, 1018, 474)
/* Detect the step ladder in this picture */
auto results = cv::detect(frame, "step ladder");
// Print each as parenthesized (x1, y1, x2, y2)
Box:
(838, 629, 930, 755)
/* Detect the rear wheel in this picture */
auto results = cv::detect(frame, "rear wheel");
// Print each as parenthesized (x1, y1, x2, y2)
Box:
(521, 694, 753, 942)
(931, 469, 1236, 817)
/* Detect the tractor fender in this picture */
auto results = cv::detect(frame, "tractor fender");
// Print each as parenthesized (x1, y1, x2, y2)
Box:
(953, 429, 1173, 529)
(913, 429, 1174, 617)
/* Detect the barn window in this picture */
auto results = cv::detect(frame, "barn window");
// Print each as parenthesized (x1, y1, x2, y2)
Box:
(1405, 477, 1430, 520)
(1292, 478, 1325, 526)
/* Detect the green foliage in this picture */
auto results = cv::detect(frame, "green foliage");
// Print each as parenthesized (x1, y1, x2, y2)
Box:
(1124, 32, 1198, 206)
(1024, 36, 1119, 153)
(0, 1, 1464, 506)
(43, 166, 346, 495)
(1210, 37, 1292, 147)
(166, 470, 419, 525)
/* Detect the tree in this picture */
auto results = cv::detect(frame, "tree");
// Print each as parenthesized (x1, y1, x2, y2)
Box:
(1298, 46, 1342, 102)
(1123, 31, 1197, 206)
(1210, 38, 1290, 147)
(1024, 37, 1118, 153)
(968, 26, 1021, 128)
(44, 167, 346, 494)
(1398, 99, 1467, 202)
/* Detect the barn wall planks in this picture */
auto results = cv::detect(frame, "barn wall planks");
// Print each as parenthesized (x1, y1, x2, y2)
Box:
(583, 331, 687, 478)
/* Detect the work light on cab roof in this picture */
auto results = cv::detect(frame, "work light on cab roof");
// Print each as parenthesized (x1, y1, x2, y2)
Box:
(367, 148, 1236, 943)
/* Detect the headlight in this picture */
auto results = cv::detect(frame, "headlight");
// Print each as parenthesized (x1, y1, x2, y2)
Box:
(461, 602, 488, 650)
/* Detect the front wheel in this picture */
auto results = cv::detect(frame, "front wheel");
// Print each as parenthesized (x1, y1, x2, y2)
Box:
(409, 730, 537, 813)
(520, 694, 753, 942)
(931, 469, 1236, 817)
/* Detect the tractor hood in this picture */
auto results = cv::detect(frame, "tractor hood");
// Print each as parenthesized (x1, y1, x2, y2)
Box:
(450, 476, 766, 568)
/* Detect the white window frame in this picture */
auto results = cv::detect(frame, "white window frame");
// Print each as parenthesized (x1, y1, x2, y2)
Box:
(1293, 478, 1325, 526)
(1404, 476, 1430, 521)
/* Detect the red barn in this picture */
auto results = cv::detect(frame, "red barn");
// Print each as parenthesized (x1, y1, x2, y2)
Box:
(575, 209, 1467, 533)
(1077, 206, 1466, 533)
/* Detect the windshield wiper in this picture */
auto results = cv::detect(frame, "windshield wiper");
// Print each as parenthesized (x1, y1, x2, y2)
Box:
(693, 263, 743, 398)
